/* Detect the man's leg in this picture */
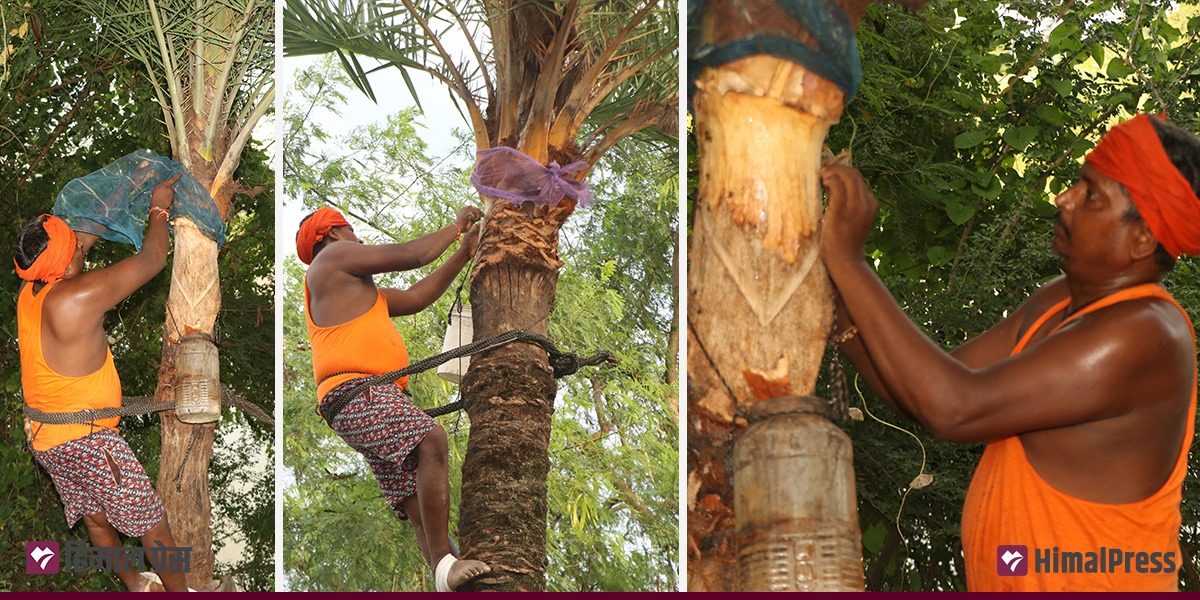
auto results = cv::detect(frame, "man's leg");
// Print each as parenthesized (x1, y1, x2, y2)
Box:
(81, 513, 145, 591)
(400, 495, 462, 565)
(412, 424, 489, 589)
(399, 495, 433, 566)
(334, 384, 488, 590)
(140, 517, 187, 592)
(89, 430, 184, 591)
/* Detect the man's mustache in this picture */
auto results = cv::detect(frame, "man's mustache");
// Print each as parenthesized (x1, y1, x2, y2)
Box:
(1054, 211, 1070, 241)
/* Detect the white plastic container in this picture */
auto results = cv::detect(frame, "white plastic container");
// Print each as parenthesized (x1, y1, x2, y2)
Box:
(437, 305, 473, 384)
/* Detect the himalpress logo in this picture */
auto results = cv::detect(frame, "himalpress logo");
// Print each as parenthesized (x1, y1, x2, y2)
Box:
(26, 541, 60, 574)
(997, 545, 1177, 575)
(997, 545, 1028, 576)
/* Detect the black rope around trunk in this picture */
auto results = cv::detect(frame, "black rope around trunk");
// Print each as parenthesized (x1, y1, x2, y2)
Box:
(26, 330, 611, 426)
(318, 329, 615, 423)
(23, 386, 275, 426)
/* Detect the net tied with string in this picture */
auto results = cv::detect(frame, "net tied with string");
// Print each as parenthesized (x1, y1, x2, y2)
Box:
(470, 147, 595, 208)
(52, 149, 226, 249)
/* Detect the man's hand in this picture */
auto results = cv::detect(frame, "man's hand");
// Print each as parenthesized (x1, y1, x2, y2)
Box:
(819, 164, 877, 267)
(455, 206, 483, 232)
(151, 173, 182, 211)
(460, 222, 481, 255)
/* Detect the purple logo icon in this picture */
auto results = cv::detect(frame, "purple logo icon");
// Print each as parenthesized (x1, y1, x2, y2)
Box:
(997, 545, 1028, 576)
(26, 541, 60, 574)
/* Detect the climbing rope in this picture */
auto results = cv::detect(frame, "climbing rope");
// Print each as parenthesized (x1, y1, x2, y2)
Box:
(23, 386, 275, 426)
(825, 301, 853, 421)
(318, 329, 615, 423)
(23, 398, 175, 424)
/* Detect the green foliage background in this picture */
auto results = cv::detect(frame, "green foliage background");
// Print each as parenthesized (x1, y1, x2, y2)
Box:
(281, 59, 678, 591)
(0, 1, 275, 591)
(768, 0, 1200, 591)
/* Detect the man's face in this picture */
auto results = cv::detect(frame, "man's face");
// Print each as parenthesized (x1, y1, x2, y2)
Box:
(1052, 163, 1142, 271)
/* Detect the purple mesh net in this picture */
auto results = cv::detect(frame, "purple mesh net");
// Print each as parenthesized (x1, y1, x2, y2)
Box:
(470, 147, 594, 208)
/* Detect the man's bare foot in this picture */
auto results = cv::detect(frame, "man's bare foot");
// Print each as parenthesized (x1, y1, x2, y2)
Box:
(128, 572, 164, 592)
(435, 554, 491, 591)
(447, 559, 490, 590)
(130, 571, 195, 592)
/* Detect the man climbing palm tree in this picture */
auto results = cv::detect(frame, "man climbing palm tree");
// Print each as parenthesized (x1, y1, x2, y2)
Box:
(15, 175, 187, 592)
(296, 205, 489, 591)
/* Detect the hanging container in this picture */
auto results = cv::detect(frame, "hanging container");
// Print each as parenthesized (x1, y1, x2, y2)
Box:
(175, 332, 221, 423)
(734, 396, 864, 591)
(437, 305, 473, 384)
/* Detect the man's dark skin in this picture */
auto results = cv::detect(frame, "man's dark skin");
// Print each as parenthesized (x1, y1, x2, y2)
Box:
(820, 162, 1193, 504)
(23, 174, 187, 592)
(305, 205, 489, 588)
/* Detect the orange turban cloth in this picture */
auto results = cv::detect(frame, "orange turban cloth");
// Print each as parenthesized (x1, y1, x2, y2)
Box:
(15, 215, 77, 283)
(296, 207, 350, 265)
(1086, 114, 1200, 258)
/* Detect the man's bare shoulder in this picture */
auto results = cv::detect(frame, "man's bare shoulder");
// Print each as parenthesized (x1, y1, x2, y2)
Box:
(307, 245, 374, 290)
(43, 273, 100, 310)
(39, 277, 106, 335)
(305, 248, 380, 326)
(1075, 291, 1194, 355)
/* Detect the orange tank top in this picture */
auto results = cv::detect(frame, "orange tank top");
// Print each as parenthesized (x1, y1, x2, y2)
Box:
(961, 283, 1195, 591)
(304, 279, 410, 401)
(18, 281, 122, 452)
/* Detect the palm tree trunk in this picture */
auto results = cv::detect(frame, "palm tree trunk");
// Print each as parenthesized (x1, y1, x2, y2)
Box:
(457, 201, 571, 591)
(154, 180, 230, 589)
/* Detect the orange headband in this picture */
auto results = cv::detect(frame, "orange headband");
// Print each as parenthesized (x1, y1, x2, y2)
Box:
(1086, 114, 1200, 258)
(15, 215, 77, 283)
(296, 207, 350, 265)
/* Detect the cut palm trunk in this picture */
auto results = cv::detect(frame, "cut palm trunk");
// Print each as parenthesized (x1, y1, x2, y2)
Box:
(687, 0, 869, 591)
(155, 218, 223, 589)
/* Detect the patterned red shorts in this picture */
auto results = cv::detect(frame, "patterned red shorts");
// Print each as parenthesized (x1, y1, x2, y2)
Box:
(32, 428, 165, 537)
(324, 378, 437, 520)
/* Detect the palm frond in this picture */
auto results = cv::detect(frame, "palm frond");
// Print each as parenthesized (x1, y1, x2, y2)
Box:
(69, 0, 274, 169)
(284, 0, 677, 164)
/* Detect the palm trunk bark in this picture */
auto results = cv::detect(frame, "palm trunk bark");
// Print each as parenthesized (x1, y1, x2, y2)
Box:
(457, 201, 572, 592)
(687, 0, 924, 591)
(153, 150, 232, 589)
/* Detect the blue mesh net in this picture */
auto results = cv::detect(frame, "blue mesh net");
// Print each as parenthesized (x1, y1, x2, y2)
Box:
(688, 0, 862, 108)
(52, 150, 226, 249)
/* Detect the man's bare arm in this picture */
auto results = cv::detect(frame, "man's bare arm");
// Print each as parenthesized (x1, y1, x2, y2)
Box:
(324, 207, 482, 277)
(64, 174, 179, 316)
(382, 234, 476, 317)
(819, 165, 1185, 442)
(827, 287, 912, 418)
(832, 269, 1056, 420)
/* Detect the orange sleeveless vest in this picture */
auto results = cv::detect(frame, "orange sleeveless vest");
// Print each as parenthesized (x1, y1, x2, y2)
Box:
(961, 283, 1195, 591)
(304, 279, 410, 401)
(18, 281, 122, 452)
